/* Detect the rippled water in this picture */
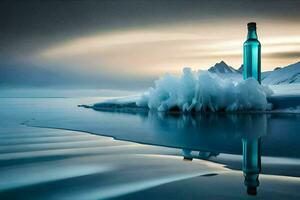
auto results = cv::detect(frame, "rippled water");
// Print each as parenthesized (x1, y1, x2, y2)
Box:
(1, 94, 300, 198)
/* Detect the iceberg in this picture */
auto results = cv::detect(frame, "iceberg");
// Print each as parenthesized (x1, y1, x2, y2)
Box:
(137, 68, 272, 112)
(91, 68, 273, 112)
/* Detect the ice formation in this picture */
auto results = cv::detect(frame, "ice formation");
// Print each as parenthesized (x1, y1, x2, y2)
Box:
(136, 68, 273, 112)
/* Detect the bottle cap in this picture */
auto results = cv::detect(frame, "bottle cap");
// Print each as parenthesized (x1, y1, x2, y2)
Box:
(247, 22, 256, 28)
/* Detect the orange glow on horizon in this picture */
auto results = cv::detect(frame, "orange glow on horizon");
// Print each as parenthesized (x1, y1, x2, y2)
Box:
(36, 20, 300, 78)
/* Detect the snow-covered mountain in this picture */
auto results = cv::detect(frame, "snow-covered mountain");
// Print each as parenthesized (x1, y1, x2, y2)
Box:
(208, 61, 239, 74)
(262, 61, 300, 85)
(209, 61, 300, 85)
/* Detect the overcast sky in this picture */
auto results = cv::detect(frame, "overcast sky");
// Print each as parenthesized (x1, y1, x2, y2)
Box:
(1, 0, 300, 89)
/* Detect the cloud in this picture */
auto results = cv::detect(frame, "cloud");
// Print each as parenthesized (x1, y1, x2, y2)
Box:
(265, 52, 300, 59)
(2, 19, 294, 89)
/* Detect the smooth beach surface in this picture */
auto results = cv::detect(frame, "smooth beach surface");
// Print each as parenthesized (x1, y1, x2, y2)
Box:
(0, 89, 300, 199)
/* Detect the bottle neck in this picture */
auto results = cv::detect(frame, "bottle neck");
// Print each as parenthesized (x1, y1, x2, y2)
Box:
(247, 28, 258, 39)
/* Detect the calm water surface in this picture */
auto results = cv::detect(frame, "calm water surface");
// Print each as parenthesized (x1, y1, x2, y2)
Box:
(1, 96, 300, 195)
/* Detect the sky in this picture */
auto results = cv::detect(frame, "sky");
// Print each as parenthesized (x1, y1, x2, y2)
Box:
(1, 0, 300, 89)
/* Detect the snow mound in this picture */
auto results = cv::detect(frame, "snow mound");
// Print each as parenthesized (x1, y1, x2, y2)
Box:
(136, 68, 272, 112)
(262, 61, 300, 85)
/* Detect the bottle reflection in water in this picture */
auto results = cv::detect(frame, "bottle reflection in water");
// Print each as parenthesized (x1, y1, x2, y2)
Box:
(243, 22, 261, 83)
(242, 137, 261, 195)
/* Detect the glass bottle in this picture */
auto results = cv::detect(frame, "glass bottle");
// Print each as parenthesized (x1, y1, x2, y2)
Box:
(243, 22, 261, 83)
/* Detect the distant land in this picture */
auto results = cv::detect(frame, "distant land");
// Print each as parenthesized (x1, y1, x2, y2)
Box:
(209, 61, 300, 85)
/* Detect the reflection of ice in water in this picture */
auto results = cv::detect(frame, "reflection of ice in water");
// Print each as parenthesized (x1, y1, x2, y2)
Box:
(17, 97, 300, 196)
(182, 138, 262, 195)
(177, 114, 266, 195)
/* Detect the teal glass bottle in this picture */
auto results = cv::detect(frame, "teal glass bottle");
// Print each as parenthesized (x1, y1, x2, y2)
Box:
(243, 22, 261, 84)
